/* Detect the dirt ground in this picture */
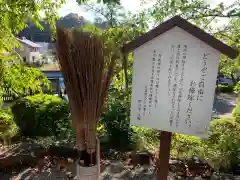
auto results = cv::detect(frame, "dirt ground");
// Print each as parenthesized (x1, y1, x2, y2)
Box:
(1, 160, 240, 180)
(0, 93, 239, 179)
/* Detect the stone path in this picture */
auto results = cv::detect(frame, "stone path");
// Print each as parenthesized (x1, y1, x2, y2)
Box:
(212, 93, 238, 118)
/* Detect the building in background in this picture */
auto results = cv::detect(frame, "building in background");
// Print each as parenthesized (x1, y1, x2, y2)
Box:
(41, 64, 64, 95)
(16, 37, 42, 63)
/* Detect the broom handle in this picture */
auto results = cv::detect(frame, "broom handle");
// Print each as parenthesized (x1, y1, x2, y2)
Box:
(76, 138, 100, 180)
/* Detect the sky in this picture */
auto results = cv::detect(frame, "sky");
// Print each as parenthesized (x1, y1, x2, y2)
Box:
(58, 0, 236, 24)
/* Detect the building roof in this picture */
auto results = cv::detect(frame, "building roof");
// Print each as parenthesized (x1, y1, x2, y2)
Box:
(41, 64, 60, 71)
(17, 38, 42, 48)
(122, 16, 238, 59)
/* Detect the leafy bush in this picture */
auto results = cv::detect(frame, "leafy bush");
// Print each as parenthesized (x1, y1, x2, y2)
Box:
(0, 108, 13, 128)
(11, 94, 71, 138)
(132, 126, 159, 152)
(171, 134, 202, 158)
(131, 127, 203, 156)
(100, 89, 135, 150)
(0, 108, 20, 144)
(216, 84, 234, 93)
(233, 98, 240, 120)
(131, 117, 240, 173)
(234, 81, 240, 93)
(3, 64, 50, 100)
(202, 117, 240, 172)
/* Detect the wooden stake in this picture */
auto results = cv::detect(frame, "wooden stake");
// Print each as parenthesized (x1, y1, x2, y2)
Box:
(157, 131, 172, 180)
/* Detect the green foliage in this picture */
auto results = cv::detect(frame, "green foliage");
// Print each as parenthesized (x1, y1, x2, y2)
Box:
(233, 98, 240, 120)
(100, 89, 135, 150)
(0, 108, 13, 128)
(148, 0, 225, 28)
(130, 117, 240, 172)
(203, 117, 240, 171)
(219, 57, 238, 83)
(0, 0, 65, 56)
(77, 0, 120, 6)
(132, 126, 159, 152)
(2, 64, 50, 100)
(0, 108, 20, 143)
(171, 134, 202, 158)
(234, 81, 240, 93)
(11, 94, 71, 138)
(0, 0, 58, 103)
(84, 2, 126, 27)
(216, 84, 234, 93)
(217, 18, 240, 82)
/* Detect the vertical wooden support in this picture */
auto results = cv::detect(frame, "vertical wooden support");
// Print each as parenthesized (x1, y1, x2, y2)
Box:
(157, 131, 172, 180)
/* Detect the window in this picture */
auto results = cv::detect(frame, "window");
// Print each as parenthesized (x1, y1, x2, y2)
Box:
(32, 56, 35, 62)
(23, 57, 26, 62)
(31, 47, 38, 52)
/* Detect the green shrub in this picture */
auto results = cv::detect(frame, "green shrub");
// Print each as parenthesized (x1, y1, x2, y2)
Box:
(0, 108, 20, 144)
(100, 89, 135, 150)
(11, 94, 71, 138)
(0, 108, 13, 129)
(132, 117, 240, 172)
(131, 128, 203, 157)
(202, 117, 240, 171)
(234, 81, 240, 93)
(132, 126, 159, 152)
(171, 134, 202, 158)
(233, 98, 240, 120)
(216, 84, 234, 93)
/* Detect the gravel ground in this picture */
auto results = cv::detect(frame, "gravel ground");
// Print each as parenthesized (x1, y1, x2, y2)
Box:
(1, 161, 240, 180)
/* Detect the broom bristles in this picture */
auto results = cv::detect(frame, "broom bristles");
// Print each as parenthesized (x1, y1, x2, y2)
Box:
(56, 27, 114, 153)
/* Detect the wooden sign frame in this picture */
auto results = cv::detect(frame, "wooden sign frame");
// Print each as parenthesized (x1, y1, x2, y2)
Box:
(122, 16, 238, 180)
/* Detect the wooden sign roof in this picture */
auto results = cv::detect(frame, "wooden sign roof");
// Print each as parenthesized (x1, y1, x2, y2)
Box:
(122, 16, 238, 59)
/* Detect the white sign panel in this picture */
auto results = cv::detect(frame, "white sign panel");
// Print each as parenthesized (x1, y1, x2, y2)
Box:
(130, 26, 220, 137)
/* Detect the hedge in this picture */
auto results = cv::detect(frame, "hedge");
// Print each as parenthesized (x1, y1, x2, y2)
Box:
(11, 94, 70, 138)
(0, 108, 20, 144)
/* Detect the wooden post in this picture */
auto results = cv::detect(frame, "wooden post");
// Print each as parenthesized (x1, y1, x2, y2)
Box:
(157, 131, 172, 180)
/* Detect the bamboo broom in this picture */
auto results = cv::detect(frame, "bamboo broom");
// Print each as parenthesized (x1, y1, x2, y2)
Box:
(56, 27, 115, 179)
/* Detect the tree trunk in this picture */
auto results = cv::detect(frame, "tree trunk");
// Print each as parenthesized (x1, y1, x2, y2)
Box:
(231, 73, 236, 85)
(76, 137, 100, 180)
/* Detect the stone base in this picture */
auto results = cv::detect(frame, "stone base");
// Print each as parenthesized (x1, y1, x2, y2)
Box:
(76, 165, 99, 180)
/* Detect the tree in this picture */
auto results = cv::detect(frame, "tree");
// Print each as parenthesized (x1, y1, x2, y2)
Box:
(0, 0, 65, 56)
(2, 64, 50, 99)
(77, 0, 120, 5)
(0, 0, 122, 103)
(82, 0, 240, 109)
(76, 1, 240, 179)
(0, 0, 62, 102)
(144, 0, 240, 82)
(0, 0, 120, 56)
(216, 18, 240, 83)
(83, 2, 128, 27)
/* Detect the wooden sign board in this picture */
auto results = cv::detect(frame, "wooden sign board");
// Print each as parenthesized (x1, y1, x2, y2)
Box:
(122, 16, 238, 180)
(131, 26, 219, 137)
(123, 16, 238, 138)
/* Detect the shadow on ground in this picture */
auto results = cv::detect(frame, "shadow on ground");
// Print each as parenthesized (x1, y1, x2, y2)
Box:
(212, 93, 238, 117)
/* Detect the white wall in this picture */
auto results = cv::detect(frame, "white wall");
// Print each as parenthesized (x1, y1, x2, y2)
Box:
(16, 44, 40, 62)
(29, 51, 40, 62)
